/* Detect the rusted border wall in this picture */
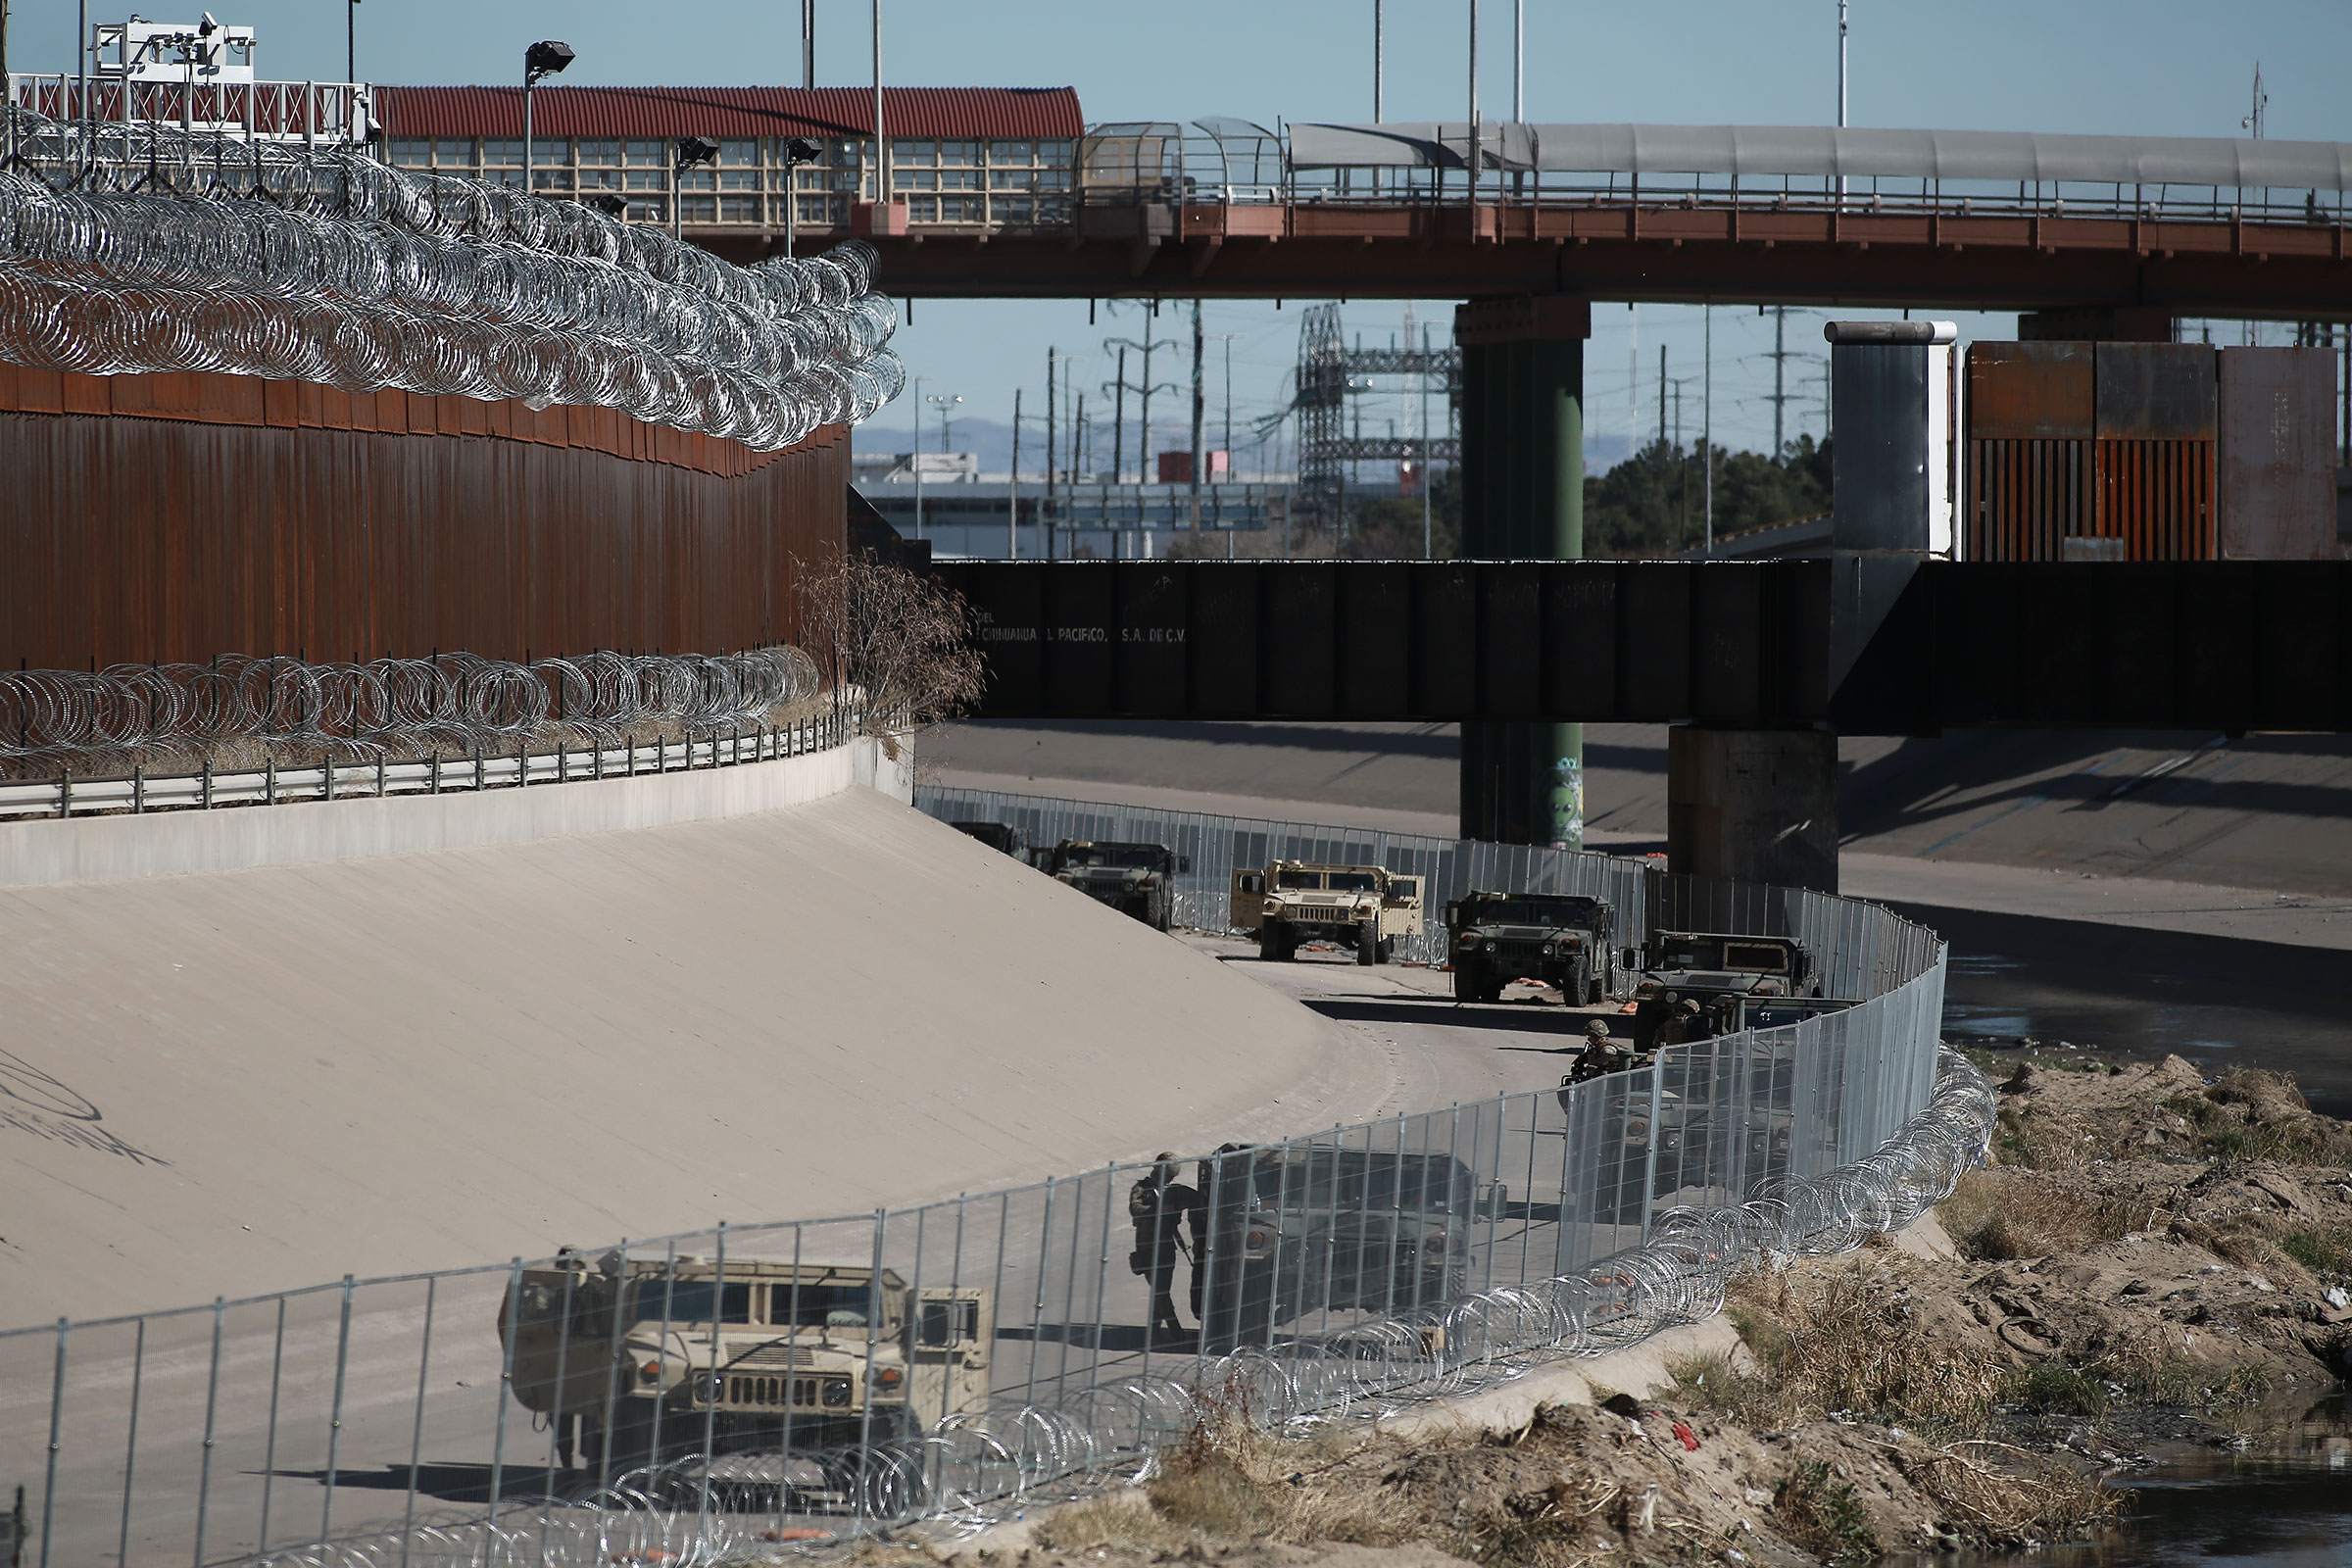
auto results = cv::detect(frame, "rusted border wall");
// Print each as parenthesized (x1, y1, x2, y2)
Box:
(0, 367, 847, 669)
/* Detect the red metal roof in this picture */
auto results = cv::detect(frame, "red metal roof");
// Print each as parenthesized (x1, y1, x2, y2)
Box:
(378, 85, 1083, 141)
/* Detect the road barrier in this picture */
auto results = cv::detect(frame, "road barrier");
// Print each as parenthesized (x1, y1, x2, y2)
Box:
(0, 791, 1974, 1568)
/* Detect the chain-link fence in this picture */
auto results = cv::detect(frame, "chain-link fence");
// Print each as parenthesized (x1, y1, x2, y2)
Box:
(0, 791, 1970, 1568)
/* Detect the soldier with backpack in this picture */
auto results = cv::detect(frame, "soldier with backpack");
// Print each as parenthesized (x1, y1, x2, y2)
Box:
(1128, 1154, 1201, 1342)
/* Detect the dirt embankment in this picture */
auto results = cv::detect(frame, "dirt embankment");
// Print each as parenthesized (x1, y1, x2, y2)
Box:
(901, 1057, 2351, 1568)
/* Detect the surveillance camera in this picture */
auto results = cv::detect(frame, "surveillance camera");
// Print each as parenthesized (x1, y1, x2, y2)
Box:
(199, 11, 219, 34)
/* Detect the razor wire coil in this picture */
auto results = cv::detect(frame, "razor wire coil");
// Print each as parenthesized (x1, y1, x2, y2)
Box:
(227, 1050, 1993, 1568)
(0, 646, 824, 766)
(0, 107, 900, 449)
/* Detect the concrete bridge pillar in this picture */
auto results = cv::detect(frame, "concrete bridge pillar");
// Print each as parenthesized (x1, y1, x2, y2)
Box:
(1666, 725, 1840, 894)
(1454, 295, 1589, 847)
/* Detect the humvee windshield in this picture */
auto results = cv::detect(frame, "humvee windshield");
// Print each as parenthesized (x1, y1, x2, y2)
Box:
(1061, 844, 1164, 870)
(1276, 868, 1323, 890)
(1221, 1151, 1470, 1213)
(1657, 936, 1791, 973)
(631, 1281, 756, 1324)
(1326, 871, 1379, 892)
(770, 1283, 880, 1327)
(1468, 895, 1603, 926)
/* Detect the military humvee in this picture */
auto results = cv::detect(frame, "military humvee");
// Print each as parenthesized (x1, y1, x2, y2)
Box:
(1046, 840, 1186, 931)
(1630, 931, 1820, 1050)
(500, 1252, 992, 1467)
(1192, 1144, 1498, 1350)
(950, 820, 1027, 858)
(1230, 860, 1424, 965)
(1444, 891, 1620, 1004)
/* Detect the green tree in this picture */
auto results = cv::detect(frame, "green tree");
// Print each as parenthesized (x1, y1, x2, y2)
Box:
(1583, 435, 1833, 558)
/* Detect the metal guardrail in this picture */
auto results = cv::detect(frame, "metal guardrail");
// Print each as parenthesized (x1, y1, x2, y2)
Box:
(0, 791, 1961, 1568)
(0, 711, 858, 823)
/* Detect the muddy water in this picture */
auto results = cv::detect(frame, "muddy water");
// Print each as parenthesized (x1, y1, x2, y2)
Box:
(1956, 1359, 2351, 1567)
(1936, 950, 2352, 1119)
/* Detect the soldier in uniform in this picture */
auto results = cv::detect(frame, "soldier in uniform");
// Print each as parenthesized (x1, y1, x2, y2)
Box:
(1571, 1018, 1634, 1082)
(1128, 1154, 1200, 1342)
(1651, 997, 1704, 1051)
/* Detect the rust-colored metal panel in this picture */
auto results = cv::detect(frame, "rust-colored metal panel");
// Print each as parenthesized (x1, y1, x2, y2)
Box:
(0, 391, 848, 671)
(61, 372, 111, 415)
(2095, 342, 2215, 440)
(2218, 346, 2337, 560)
(379, 84, 1085, 142)
(1967, 341, 2092, 440)
(2091, 438, 2214, 560)
(1966, 436, 2088, 561)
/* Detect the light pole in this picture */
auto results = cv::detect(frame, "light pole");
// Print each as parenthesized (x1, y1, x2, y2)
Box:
(909, 374, 925, 541)
(521, 40, 574, 201)
(671, 135, 718, 241)
(347, 0, 359, 86)
(780, 135, 820, 258)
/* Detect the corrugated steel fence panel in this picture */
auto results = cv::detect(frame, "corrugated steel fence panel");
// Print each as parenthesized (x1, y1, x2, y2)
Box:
(0, 372, 847, 669)
(1966, 341, 2218, 561)
(2219, 346, 2339, 560)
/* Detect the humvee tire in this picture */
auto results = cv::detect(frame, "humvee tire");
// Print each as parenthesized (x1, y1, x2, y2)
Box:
(1451, 965, 1484, 1002)
(1355, 922, 1378, 965)
(1376, 937, 1395, 964)
(1259, 921, 1293, 961)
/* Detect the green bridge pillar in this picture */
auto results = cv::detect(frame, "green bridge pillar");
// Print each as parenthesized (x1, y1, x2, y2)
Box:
(1454, 295, 1590, 848)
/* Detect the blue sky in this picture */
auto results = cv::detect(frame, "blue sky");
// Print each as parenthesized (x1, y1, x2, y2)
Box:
(17, 1, 2348, 467)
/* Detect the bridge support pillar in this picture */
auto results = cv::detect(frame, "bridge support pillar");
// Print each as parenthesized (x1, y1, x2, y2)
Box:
(1455, 295, 1590, 847)
(1666, 725, 1839, 894)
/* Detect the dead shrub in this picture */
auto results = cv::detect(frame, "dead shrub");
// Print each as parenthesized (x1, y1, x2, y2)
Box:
(1911, 1442, 2118, 1544)
(1938, 1170, 2149, 1261)
(1143, 1389, 1410, 1548)
(1033, 1494, 1196, 1554)
(793, 552, 984, 740)
(1727, 1265, 2002, 1431)
(2180, 1073, 2352, 1166)
(1774, 1460, 1879, 1563)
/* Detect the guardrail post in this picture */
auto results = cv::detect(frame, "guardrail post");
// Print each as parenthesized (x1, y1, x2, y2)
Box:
(56, 766, 69, 819)
(131, 765, 144, 814)
(265, 756, 275, 806)
(202, 759, 213, 809)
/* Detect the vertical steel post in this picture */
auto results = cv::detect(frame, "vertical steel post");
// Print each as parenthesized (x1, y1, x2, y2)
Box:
(700, 1223, 728, 1541)
(38, 1319, 65, 1568)
(117, 1319, 144, 1568)
(400, 1276, 437, 1567)
(257, 1297, 286, 1552)
(319, 1276, 354, 1542)
(779, 1226, 803, 1462)
(941, 1196, 968, 1432)
(1084, 1166, 1116, 1421)
(193, 1299, 226, 1565)
(1026, 1179, 1055, 1406)
(487, 1260, 523, 1525)
(857, 1211, 886, 1529)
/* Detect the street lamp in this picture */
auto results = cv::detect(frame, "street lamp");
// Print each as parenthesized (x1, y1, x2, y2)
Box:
(521, 40, 573, 200)
(780, 135, 821, 259)
(671, 134, 719, 240)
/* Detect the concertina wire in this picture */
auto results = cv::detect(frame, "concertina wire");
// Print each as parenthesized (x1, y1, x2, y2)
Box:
(0, 106, 904, 450)
(0, 647, 826, 765)
(232, 1050, 1996, 1568)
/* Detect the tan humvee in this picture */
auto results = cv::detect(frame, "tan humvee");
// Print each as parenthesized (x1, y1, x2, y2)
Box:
(1230, 859, 1424, 966)
(500, 1251, 992, 1465)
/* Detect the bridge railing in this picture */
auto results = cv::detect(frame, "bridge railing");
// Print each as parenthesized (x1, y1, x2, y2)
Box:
(0, 791, 1973, 1568)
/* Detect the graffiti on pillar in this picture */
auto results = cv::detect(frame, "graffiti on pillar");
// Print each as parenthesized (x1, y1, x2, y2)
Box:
(1546, 755, 1585, 850)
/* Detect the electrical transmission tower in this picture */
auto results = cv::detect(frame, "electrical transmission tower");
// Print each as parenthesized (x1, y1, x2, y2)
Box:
(1273, 303, 1460, 539)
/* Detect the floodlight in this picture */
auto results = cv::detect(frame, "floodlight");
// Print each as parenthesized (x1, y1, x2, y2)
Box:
(673, 136, 720, 170)
(523, 40, 574, 84)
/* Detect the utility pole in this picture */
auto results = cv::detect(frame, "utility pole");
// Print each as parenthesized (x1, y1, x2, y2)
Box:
(1702, 305, 1713, 557)
(1109, 345, 1127, 484)
(1008, 388, 1021, 559)
(1190, 302, 1205, 530)
(802, 0, 815, 89)
(1657, 343, 1668, 451)
(2242, 63, 2267, 139)
(1373, 0, 1384, 121)
(1763, 305, 1799, 457)
(1512, 0, 1523, 122)
(1421, 324, 1434, 557)
(1045, 348, 1057, 561)
(1837, 0, 1848, 202)
(1467, 0, 1480, 203)
(909, 373, 925, 541)
(871, 0, 886, 214)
